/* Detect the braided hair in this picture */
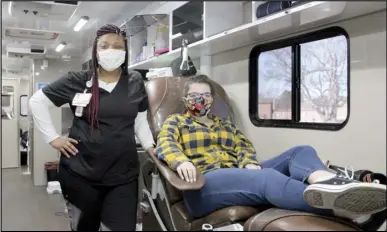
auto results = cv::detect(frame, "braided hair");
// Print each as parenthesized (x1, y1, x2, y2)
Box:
(89, 24, 128, 133)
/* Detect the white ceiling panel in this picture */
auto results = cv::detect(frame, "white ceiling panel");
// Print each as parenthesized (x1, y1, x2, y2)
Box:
(1, 1, 153, 70)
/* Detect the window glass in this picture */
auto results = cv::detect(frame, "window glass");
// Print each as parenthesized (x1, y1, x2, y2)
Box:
(1, 86, 15, 120)
(300, 35, 348, 123)
(258, 46, 292, 120)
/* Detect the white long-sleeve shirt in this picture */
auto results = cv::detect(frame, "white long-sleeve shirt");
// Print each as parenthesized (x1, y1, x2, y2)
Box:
(29, 80, 155, 150)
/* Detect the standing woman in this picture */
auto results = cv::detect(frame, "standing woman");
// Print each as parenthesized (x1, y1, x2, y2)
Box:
(29, 24, 155, 231)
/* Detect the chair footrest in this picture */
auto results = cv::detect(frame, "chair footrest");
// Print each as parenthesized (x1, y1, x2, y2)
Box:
(243, 208, 361, 231)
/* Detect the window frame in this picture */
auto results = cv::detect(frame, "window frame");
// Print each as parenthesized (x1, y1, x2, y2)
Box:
(249, 26, 350, 131)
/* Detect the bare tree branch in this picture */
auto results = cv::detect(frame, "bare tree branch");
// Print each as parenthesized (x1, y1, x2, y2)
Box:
(259, 36, 348, 122)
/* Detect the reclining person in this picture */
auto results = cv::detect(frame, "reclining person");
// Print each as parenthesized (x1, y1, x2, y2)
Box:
(155, 75, 386, 225)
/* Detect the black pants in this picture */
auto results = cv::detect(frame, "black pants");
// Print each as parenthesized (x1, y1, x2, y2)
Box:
(58, 166, 138, 231)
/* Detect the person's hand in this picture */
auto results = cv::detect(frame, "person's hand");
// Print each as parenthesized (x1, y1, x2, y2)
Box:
(245, 164, 262, 170)
(176, 161, 196, 183)
(50, 137, 79, 158)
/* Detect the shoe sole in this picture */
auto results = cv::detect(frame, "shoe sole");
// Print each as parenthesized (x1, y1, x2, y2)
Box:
(304, 183, 386, 215)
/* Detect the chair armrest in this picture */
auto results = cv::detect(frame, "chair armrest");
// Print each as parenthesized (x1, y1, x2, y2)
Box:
(145, 150, 205, 191)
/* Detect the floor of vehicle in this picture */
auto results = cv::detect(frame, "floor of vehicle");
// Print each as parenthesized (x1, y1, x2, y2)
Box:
(1, 168, 69, 231)
(1, 168, 144, 231)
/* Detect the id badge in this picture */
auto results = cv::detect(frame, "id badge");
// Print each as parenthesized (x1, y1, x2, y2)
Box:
(72, 93, 92, 107)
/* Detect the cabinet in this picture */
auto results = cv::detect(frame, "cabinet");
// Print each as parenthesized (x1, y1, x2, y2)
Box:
(123, 14, 170, 66)
(171, 1, 204, 50)
(123, 1, 382, 71)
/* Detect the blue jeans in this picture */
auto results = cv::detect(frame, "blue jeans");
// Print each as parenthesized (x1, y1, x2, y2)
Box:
(183, 145, 332, 218)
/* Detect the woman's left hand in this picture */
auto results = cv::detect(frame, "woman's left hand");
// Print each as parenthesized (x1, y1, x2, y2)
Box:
(245, 164, 262, 170)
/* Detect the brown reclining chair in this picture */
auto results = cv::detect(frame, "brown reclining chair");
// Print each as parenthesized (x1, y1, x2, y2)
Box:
(139, 76, 362, 231)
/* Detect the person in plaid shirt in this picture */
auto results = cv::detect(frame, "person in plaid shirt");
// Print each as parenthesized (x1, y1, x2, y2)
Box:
(155, 75, 386, 226)
(157, 111, 259, 175)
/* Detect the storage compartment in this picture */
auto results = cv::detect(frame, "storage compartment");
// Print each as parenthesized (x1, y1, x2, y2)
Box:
(126, 1, 376, 71)
(45, 161, 59, 182)
(20, 151, 27, 166)
(204, 1, 253, 38)
(171, 1, 204, 51)
(254, 1, 293, 20)
(123, 14, 170, 66)
(253, 1, 309, 22)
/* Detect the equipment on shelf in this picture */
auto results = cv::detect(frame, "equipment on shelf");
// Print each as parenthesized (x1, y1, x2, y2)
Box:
(170, 38, 197, 77)
(146, 67, 173, 80)
(171, 1, 204, 50)
(256, 1, 292, 19)
(121, 14, 170, 65)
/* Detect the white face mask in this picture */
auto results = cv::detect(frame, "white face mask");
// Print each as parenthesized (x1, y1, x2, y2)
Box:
(97, 49, 126, 72)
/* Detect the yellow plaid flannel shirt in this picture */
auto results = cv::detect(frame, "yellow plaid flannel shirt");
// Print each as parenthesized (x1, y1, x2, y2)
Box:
(156, 112, 259, 174)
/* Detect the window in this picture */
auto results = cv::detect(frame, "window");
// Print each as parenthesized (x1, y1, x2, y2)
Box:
(2, 94, 12, 106)
(249, 27, 349, 130)
(1, 86, 15, 120)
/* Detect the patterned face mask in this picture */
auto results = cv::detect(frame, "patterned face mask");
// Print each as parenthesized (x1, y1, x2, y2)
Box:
(185, 95, 213, 117)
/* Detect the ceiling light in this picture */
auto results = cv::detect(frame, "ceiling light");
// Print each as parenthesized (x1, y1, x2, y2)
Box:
(73, 16, 89, 32)
(55, 42, 66, 52)
(35, 72, 40, 76)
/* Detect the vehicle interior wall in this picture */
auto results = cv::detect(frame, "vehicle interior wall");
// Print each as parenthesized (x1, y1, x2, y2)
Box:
(210, 10, 386, 174)
(31, 58, 81, 186)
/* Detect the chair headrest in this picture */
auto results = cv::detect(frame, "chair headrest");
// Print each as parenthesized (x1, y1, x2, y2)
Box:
(145, 77, 234, 139)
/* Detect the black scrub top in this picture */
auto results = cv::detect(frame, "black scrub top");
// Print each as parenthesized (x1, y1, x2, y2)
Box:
(42, 70, 148, 186)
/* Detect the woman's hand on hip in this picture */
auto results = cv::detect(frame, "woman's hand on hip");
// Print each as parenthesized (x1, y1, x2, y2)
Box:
(176, 161, 196, 183)
(50, 137, 79, 158)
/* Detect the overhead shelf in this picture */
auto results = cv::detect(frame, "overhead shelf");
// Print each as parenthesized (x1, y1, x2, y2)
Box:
(128, 1, 386, 70)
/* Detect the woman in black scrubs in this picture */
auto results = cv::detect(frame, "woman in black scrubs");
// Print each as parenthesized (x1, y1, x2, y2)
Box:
(29, 24, 153, 231)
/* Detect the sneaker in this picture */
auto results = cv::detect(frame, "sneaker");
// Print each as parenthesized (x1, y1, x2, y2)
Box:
(364, 173, 387, 185)
(303, 172, 387, 219)
(328, 164, 386, 185)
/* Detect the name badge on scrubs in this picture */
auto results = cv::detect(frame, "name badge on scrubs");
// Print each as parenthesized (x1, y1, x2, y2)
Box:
(72, 93, 92, 107)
